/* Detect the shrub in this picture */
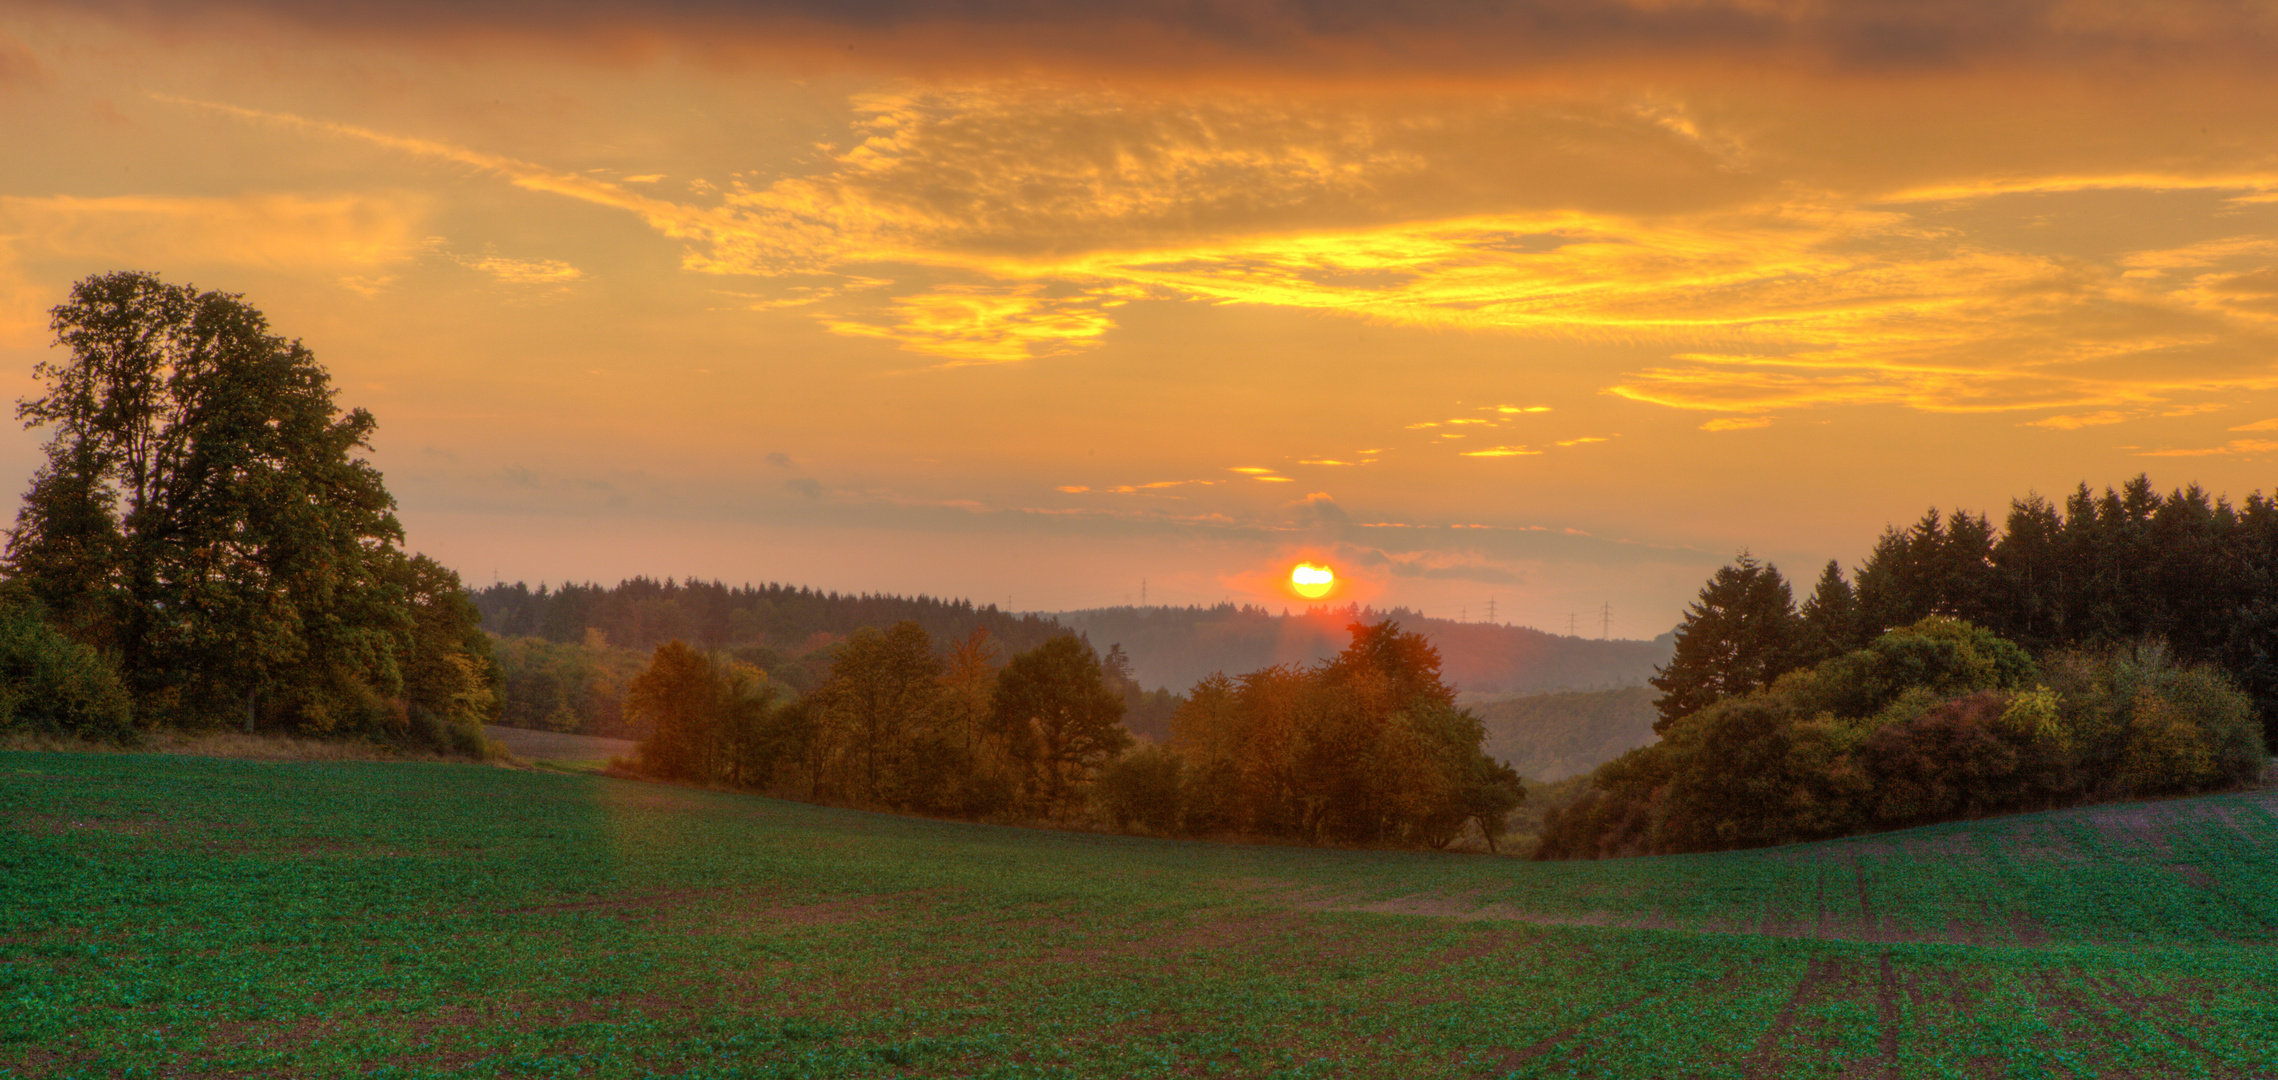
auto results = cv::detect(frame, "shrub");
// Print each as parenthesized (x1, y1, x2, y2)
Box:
(0, 599, 134, 741)
(1095, 745, 1185, 834)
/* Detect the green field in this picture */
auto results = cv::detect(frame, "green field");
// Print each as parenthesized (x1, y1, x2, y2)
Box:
(4, 753, 2276, 1078)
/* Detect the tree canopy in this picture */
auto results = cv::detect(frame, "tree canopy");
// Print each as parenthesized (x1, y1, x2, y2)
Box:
(3, 271, 496, 749)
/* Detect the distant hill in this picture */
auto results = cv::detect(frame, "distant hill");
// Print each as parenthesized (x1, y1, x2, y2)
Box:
(1054, 604, 1672, 695)
(472, 578, 1066, 658)
(1469, 686, 1660, 782)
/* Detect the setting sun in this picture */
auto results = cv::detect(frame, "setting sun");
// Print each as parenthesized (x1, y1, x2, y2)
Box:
(1290, 562, 1336, 599)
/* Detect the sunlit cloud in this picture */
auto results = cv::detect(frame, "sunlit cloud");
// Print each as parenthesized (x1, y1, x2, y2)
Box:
(1699, 416, 1773, 431)
(2025, 411, 2129, 430)
(814, 284, 1128, 365)
(457, 254, 583, 285)
(164, 88, 2278, 411)
(2141, 438, 2278, 458)
(0, 191, 425, 271)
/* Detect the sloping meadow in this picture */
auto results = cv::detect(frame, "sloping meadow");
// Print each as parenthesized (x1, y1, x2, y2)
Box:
(3, 753, 2276, 1078)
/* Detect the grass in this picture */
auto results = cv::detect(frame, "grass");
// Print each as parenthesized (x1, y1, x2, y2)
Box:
(3, 752, 2276, 1078)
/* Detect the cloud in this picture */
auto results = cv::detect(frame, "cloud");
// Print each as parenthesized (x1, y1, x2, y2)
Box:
(49, 1, 2278, 84)
(166, 93, 2278, 402)
(2025, 411, 2128, 429)
(0, 192, 425, 271)
(2141, 438, 2278, 458)
(765, 451, 794, 467)
(815, 284, 1128, 365)
(1699, 416, 1772, 431)
(0, 32, 45, 91)
(0, 192, 427, 337)
(1290, 491, 1349, 531)
(457, 253, 583, 284)
(786, 477, 824, 498)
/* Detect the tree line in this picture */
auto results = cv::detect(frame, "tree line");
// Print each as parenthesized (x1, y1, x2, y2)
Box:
(626, 617, 1526, 850)
(1541, 476, 2278, 858)
(1659, 477, 2278, 747)
(474, 578, 1067, 657)
(0, 273, 499, 753)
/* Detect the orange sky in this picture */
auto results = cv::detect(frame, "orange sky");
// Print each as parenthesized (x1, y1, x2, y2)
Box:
(6, 1, 2278, 635)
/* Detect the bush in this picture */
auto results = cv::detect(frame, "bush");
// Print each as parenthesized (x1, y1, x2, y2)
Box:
(1095, 745, 1185, 834)
(0, 599, 134, 741)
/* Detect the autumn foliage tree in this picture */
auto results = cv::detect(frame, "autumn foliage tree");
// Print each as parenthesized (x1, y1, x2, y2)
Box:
(992, 634, 1132, 819)
(1157, 620, 1524, 849)
(628, 640, 778, 785)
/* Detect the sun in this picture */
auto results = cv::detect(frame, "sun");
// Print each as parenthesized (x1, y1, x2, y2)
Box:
(1290, 562, 1336, 600)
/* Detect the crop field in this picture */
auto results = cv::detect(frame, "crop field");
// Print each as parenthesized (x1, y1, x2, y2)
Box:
(4, 753, 2277, 1079)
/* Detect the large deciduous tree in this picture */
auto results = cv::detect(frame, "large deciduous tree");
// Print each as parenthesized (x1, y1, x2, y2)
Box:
(992, 634, 1132, 819)
(6, 271, 490, 737)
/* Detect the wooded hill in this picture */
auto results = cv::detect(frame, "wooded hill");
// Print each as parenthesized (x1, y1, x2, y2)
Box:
(1471, 686, 1658, 782)
(1054, 605, 1671, 696)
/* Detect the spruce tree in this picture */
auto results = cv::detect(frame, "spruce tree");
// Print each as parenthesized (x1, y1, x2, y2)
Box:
(1649, 552, 1800, 733)
(1797, 559, 1860, 665)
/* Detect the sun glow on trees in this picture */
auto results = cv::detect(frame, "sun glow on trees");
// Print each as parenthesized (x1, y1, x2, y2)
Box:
(1291, 562, 1336, 599)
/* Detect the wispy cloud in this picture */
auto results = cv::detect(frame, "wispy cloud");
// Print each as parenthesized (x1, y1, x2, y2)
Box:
(457, 253, 583, 285)
(2025, 411, 2128, 430)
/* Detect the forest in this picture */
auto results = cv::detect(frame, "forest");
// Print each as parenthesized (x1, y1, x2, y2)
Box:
(1540, 477, 2278, 858)
(1472, 686, 1657, 782)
